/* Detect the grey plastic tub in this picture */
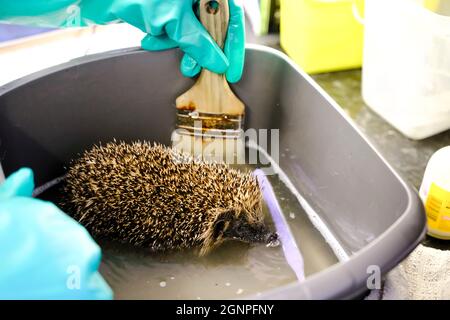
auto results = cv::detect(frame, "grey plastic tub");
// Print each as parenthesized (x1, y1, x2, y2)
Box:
(0, 45, 426, 299)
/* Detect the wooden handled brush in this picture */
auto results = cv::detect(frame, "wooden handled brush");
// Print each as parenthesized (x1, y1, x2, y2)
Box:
(172, 0, 245, 163)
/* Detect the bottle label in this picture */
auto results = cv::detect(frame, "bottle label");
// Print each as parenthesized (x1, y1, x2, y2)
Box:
(425, 183, 450, 233)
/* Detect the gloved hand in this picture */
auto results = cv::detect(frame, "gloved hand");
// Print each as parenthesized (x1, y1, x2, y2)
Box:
(164, 0, 245, 83)
(0, 168, 112, 300)
(0, 0, 245, 83)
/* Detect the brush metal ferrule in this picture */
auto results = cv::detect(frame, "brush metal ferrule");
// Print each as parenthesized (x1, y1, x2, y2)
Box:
(176, 110, 244, 139)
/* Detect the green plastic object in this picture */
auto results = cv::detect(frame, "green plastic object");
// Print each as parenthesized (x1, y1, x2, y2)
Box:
(0, 0, 245, 82)
(259, 0, 272, 35)
(0, 168, 112, 300)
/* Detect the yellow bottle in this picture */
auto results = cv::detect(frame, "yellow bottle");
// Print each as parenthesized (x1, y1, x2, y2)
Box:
(419, 146, 450, 239)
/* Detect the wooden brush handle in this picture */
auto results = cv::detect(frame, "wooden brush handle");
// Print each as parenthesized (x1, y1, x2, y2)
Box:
(198, 0, 230, 114)
(176, 0, 244, 116)
(199, 0, 229, 49)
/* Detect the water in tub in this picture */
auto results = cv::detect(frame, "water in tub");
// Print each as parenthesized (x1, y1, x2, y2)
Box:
(37, 145, 340, 299)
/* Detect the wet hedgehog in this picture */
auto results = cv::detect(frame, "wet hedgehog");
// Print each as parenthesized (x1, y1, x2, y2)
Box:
(61, 141, 277, 256)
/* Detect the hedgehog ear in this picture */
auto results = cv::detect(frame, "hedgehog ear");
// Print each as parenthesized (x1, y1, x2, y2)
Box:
(199, 208, 237, 256)
(212, 209, 235, 239)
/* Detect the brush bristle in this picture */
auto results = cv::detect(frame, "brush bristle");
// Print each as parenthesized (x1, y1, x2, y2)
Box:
(171, 131, 245, 165)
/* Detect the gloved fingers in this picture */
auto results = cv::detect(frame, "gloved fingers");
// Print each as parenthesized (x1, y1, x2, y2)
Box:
(141, 34, 179, 51)
(0, 168, 34, 200)
(88, 272, 114, 300)
(180, 53, 202, 78)
(178, 1, 245, 82)
(166, 12, 229, 75)
(224, 0, 245, 83)
(0, 197, 113, 300)
(141, 34, 203, 77)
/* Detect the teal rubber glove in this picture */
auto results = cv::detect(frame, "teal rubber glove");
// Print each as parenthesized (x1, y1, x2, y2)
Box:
(154, 0, 245, 83)
(0, 168, 112, 300)
(0, 0, 245, 83)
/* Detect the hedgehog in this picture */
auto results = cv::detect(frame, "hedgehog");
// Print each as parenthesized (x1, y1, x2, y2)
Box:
(60, 141, 278, 256)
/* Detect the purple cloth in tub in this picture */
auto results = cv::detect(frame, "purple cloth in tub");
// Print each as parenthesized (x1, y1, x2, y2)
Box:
(254, 169, 305, 282)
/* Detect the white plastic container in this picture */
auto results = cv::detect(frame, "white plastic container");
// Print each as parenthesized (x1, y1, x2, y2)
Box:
(362, 0, 450, 140)
(419, 146, 450, 239)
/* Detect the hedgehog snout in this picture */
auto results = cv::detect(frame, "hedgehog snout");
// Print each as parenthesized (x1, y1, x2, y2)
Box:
(225, 220, 277, 246)
(252, 226, 279, 245)
(265, 232, 280, 247)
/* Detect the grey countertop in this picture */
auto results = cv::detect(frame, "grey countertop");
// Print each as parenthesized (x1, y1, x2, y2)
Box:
(311, 70, 450, 250)
(311, 70, 450, 191)
(247, 31, 450, 192)
(249, 29, 450, 249)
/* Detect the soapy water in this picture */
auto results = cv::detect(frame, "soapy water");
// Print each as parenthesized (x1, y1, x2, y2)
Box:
(98, 222, 295, 299)
(248, 141, 350, 263)
(35, 146, 340, 299)
(98, 163, 339, 299)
